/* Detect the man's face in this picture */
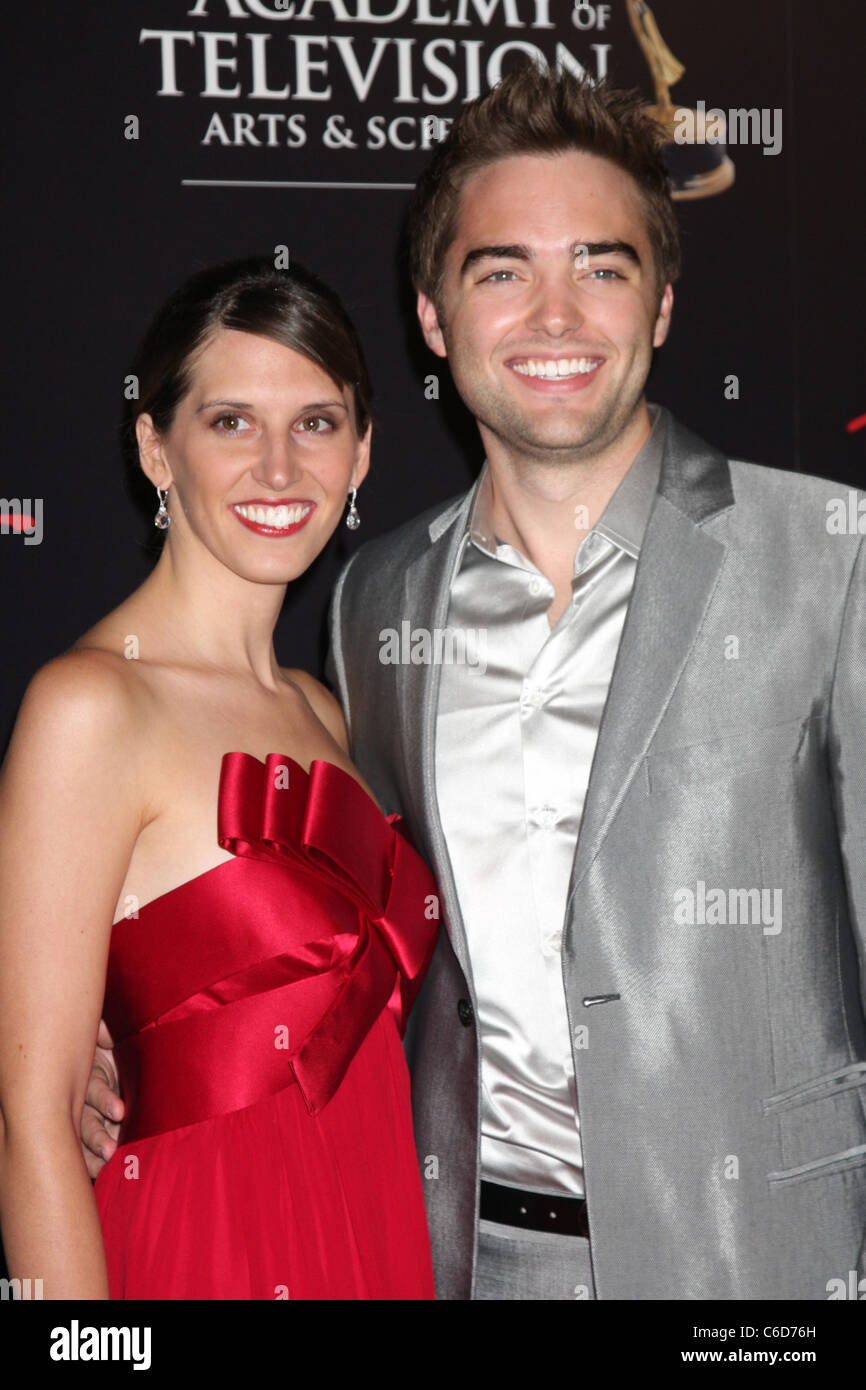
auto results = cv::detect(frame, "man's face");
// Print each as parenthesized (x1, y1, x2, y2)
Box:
(417, 150, 674, 466)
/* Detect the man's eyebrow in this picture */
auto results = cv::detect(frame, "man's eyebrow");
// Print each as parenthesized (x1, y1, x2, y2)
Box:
(459, 240, 642, 277)
(576, 240, 642, 267)
(460, 244, 531, 276)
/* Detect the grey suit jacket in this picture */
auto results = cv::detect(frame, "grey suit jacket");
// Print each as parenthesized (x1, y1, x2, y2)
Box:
(326, 409, 866, 1300)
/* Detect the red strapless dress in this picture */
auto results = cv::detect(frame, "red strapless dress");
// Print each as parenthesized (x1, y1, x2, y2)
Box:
(94, 753, 439, 1300)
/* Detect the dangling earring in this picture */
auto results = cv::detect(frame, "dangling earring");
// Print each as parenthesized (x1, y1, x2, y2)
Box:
(345, 486, 360, 531)
(154, 487, 171, 530)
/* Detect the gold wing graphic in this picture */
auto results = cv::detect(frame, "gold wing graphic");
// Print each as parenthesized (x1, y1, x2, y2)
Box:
(626, 0, 685, 116)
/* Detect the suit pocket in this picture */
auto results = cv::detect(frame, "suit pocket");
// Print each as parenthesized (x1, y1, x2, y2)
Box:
(768, 1144, 866, 1187)
(765, 1062, 866, 1187)
(644, 715, 814, 796)
(763, 1061, 866, 1115)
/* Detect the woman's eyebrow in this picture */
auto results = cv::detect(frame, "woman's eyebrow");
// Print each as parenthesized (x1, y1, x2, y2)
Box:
(195, 398, 349, 413)
(196, 399, 254, 413)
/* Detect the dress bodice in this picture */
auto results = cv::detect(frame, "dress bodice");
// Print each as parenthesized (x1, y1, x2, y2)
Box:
(103, 753, 439, 1144)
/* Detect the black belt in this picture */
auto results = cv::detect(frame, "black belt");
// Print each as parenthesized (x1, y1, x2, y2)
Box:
(480, 1180, 590, 1238)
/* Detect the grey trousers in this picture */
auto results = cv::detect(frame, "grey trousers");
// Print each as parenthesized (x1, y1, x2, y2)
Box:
(474, 1218, 597, 1300)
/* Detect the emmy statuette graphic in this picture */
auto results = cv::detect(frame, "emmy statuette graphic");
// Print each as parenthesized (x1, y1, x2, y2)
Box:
(626, 0, 735, 200)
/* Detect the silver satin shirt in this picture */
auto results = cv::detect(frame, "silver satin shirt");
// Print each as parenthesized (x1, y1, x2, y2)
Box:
(435, 406, 666, 1196)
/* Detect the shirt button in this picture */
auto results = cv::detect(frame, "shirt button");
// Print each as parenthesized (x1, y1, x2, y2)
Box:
(550, 931, 563, 952)
(528, 577, 544, 596)
(534, 805, 558, 830)
(522, 684, 547, 709)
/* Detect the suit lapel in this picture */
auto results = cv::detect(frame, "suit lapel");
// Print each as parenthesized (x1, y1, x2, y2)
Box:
(397, 489, 479, 985)
(566, 414, 735, 902)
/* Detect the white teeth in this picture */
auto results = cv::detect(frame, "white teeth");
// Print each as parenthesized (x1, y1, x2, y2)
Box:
(511, 357, 600, 378)
(233, 503, 312, 530)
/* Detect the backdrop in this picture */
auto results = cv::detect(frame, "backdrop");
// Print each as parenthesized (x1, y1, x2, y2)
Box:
(3, 0, 865, 741)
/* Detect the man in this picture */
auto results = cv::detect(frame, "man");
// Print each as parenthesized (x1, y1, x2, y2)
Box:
(85, 65, 866, 1300)
(324, 64, 866, 1301)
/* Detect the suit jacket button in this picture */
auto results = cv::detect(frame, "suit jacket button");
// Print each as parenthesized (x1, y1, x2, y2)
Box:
(457, 998, 474, 1027)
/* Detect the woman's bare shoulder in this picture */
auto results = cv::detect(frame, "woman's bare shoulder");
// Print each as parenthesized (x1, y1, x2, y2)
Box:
(28, 643, 141, 702)
(9, 647, 145, 770)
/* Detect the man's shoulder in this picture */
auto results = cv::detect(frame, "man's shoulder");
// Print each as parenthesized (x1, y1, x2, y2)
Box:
(725, 457, 865, 560)
(664, 409, 864, 549)
(728, 455, 864, 506)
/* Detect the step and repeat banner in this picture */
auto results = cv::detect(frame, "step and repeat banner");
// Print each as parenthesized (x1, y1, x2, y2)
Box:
(3, 0, 865, 736)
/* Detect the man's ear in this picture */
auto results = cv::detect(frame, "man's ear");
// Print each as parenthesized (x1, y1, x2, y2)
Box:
(417, 291, 448, 359)
(351, 421, 372, 491)
(652, 283, 674, 349)
(136, 414, 173, 491)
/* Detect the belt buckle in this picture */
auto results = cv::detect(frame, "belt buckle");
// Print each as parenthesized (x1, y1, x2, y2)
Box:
(481, 1180, 589, 1238)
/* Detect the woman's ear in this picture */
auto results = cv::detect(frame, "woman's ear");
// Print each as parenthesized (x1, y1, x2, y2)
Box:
(351, 420, 372, 490)
(136, 414, 173, 491)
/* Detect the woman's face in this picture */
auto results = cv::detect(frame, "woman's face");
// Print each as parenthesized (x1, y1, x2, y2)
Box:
(138, 327, 370, 586)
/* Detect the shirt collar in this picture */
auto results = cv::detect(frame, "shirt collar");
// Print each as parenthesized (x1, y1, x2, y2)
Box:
(467, 403, 666, 567)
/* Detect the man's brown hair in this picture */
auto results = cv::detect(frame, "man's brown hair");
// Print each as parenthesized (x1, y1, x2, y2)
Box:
(407, 62, 682, 317)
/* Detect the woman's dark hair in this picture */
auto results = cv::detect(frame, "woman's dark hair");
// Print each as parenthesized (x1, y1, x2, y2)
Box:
(126, 254, 373, 471)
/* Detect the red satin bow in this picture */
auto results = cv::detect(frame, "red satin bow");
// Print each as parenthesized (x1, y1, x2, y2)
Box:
(217, 753, 439, 1114)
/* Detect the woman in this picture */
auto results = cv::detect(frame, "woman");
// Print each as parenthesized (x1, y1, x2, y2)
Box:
(0, 255, 438, 1299)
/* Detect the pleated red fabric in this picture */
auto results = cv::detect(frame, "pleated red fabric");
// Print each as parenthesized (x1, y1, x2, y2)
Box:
(94, 754, 439, 1300)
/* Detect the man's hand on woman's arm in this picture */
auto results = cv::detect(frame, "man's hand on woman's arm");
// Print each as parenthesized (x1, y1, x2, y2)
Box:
(81, 1019, 124, 1180)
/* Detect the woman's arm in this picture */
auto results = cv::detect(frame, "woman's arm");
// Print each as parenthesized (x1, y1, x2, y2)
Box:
(0, 652, 144, 1298)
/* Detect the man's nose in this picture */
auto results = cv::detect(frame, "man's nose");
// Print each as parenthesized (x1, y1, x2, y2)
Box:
(527, 273, 585, 337)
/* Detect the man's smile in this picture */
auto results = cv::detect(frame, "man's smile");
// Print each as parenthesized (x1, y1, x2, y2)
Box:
(505, 355, 605, 390)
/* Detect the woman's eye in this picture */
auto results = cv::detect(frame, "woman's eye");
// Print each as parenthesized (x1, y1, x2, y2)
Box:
(213, 414, 250, 435)
(298, 415, 333, 433)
